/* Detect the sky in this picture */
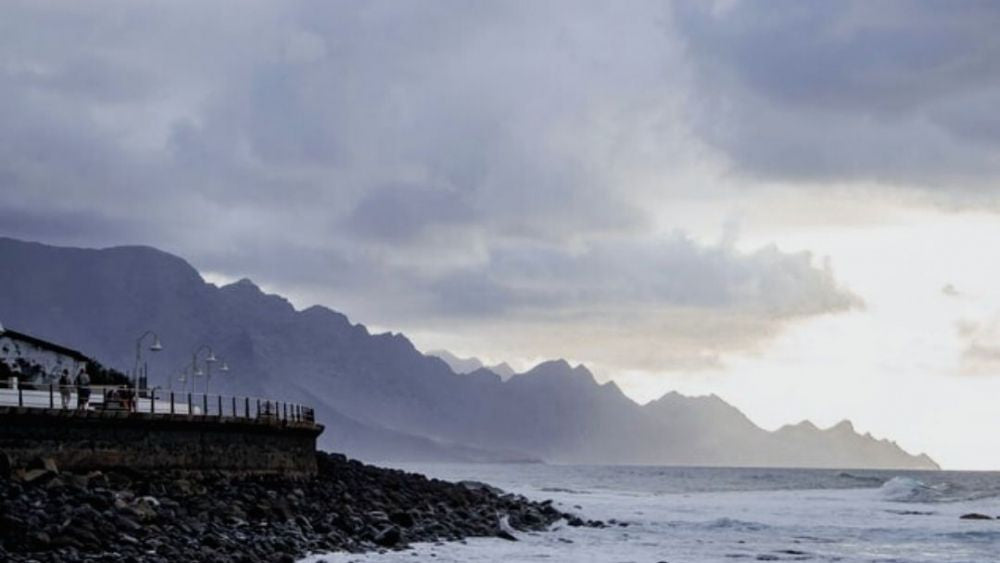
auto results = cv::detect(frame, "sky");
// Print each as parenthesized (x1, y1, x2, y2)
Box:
(2, 0, 1000, 469)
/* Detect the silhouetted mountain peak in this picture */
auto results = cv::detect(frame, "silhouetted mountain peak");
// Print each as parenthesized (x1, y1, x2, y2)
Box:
(428, 350, 484, 374)
(488, 362, 517, 379)
(778, 420, 820, 432)
(517, 359, 596, 383)
(224, 277, 261, 290)
(829, 420, 855, 433)
(430, 350, 518, 380)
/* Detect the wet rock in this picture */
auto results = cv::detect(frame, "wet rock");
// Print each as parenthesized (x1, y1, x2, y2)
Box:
(374, 525, 403, 547)
(459, 480, 505, 496)
(390, 511, 415, 528)
(0, 450, 580, 562)
(19, 468, 57, 485)
(0, 451, 11, 479)
(27, 457, 59, 474)
(960, 513, 994, 520)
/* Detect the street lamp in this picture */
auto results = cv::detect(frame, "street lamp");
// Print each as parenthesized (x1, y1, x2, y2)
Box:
(134, 330, 163, 396)
(209, 361, 230, 394)
(191, 344, 218, 394)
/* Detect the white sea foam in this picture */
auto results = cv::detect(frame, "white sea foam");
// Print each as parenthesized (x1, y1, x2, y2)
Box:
(300, 464, 1000, 563)
(879, 476, 931, 501)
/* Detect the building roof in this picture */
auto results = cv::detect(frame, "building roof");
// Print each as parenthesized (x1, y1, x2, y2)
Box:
(0, 329, 90, 363)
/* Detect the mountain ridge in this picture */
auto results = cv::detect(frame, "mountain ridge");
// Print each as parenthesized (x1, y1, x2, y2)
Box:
(0, 237, 939, 469)
(429, 349, 517, 380)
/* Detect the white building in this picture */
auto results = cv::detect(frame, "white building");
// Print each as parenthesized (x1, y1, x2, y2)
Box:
(0, 323, 89, 385)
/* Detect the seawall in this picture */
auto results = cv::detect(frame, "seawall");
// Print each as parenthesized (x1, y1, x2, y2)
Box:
(0, 407, 323, 476)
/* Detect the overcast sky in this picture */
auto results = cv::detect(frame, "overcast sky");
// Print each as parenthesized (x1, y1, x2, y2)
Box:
(3, 0, 1000, 468)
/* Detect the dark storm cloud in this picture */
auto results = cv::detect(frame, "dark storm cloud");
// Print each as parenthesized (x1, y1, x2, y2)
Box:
(0, 0, 872, 368)
(674, 0, 1000, 188)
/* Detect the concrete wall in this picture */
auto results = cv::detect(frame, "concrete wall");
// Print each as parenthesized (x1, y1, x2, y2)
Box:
(0, 407, 323, 476)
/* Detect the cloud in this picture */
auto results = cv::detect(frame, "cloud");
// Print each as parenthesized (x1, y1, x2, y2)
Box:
(674, 1, 1000, 191)
(956, 318, 1000, 375)
(426, 235, 860, 318)
(0, 1, 866, 371)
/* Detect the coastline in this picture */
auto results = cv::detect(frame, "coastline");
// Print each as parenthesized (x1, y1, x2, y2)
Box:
(0, 452, 590, 562)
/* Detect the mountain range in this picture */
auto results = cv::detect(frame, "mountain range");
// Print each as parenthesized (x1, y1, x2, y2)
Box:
(0, 237, 939, 469)
(427, 350, 517, 380)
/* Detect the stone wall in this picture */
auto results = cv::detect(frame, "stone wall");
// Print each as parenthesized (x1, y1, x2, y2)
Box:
(0, 407, 323, 476)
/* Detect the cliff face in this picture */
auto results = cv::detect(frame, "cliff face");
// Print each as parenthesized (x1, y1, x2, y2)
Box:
(0, 237, 939, 469)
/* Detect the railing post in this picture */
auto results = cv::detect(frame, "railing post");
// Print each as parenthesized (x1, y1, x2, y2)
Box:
(18, 386, 23, 408)
(49, 384, 54, 409)
(170, 392, 175, 414)
(245, 397, 249, 418)
(231, 396, 236, 417)
(256, 398, 260, 418)
(187, 393, 192, 415)
(203, 394, 208, 416)
(151, 389, 155, 414)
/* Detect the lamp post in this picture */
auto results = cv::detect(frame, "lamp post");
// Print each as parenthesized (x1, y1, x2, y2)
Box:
(207, 360, 229, 394)
(134, 330, 163, 399)
(191, 344, 217, 395)
(175, 367, 188, 392)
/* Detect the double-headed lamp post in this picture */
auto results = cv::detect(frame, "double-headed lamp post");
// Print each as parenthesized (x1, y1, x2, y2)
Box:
(191, 345, 228, 394)
(134, 330, 163, 395)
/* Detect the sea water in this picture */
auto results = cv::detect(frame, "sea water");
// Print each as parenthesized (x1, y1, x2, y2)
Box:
(301, 464, 1000, 562)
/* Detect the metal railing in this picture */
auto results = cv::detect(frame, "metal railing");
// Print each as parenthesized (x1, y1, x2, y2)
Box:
(0, 383, 316, 425)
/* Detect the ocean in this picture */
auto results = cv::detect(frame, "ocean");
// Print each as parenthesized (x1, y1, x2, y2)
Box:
(301, 463, 1000, 562)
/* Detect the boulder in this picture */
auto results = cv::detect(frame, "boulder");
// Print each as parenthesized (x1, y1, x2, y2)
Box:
(27, 456, 58, 474)
(19, 468, 57, 485)
(0, 451, 11, 479)
(960, 513, 994, 520)
(373, 525, 402, 547)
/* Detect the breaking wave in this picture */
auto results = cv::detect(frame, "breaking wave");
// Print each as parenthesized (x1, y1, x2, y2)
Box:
(879, 476, 1000, 503)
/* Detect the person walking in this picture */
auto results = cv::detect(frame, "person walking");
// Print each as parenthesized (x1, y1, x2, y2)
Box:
(76, 368, 91, 410)
(58, 368, 72, 409)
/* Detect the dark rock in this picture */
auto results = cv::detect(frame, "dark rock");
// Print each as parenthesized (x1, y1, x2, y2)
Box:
(960, 513, 994, 520)
(27, 457, 59, 474)
(0, 450, 577, 562)
(459, 480, 505, 496)
(374, 525, 402, 547)
(390, 510, 415, 528)
(19, 468, 57, 485)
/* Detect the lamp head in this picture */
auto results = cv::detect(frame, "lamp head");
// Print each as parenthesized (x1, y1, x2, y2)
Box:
(219, 362, 230, 373)
(194, 368, 204, 377)
(150, 336, 163, 352)
(206, 352, 217, 363)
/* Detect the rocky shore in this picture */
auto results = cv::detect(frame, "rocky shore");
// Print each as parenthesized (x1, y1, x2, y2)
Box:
(0, 452, 593, 562)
